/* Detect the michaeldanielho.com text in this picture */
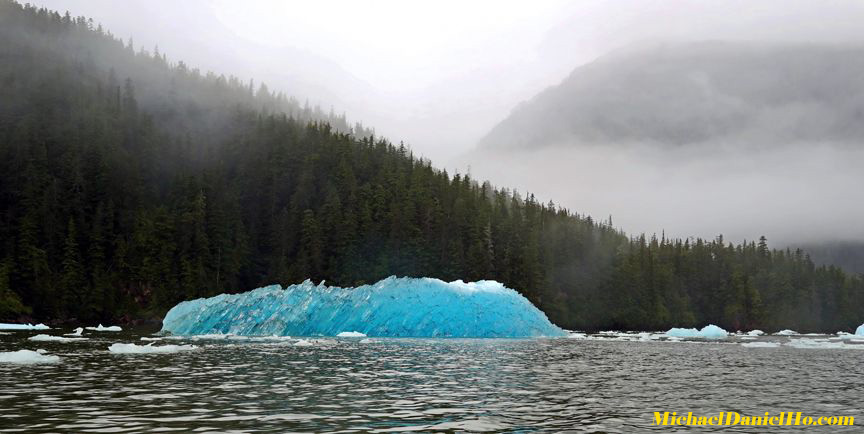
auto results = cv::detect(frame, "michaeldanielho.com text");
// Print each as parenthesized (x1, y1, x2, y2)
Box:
(653, 411, 854, 427)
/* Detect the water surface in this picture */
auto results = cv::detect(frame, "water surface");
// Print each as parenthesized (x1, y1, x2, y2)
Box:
(1, 329, 861, 432)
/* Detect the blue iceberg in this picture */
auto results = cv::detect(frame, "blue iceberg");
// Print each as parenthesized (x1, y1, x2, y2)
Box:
(160, 277, 567, 338)
(665, 324, 728, 339)
(856, 324, 864, 336)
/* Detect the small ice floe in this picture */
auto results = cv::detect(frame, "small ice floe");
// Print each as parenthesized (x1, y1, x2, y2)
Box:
(665, 324, 728, 339)
(0, 349, 60, 364)
(140, 337, 163, 341)
(567, 332, 587, 339)
(187, 333, 232, 341)
(785, 339, 850, 350)
(247, 335, 294, 342)
(0, 323, 50, 331)
(64, 327, 84, 336)
(28, 334, 87, 342)
(741, 342, 781, 348)
(359, 338, 376, 344)
(773, 329, 798, 336)
(108, 343, 196, 354)
(86, 324, 122, 332)
(336, 331, 366, 338)
(746, 330, 765, 336)
(293, 339, 314, 347)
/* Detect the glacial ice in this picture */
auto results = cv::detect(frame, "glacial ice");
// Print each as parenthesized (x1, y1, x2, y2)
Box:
(0, 323, 49, 330)
(337, 331, 366, 337)
(29, 334, 87, 342)
(108, 343, 196, 354)
(856, 324, 864, 336)
(0, 349, 60, 364)
(746, 330, 765, 336)
(773, 329, 798, 336)
(665, 324, 728, 339)
(159, 277, 567, 338)
(86, 324, 122, 332)
(785, 339, 863, 350)
(65, 327, 84, 336)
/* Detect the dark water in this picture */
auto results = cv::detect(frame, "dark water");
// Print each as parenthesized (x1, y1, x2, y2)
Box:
(1, 329, 862, 433)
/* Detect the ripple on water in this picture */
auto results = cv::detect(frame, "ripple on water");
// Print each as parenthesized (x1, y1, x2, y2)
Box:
(1, 331, 863, 432)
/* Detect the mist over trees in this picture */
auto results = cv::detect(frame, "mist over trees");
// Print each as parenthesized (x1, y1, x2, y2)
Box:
(1, 1, 862, 332)
(468, 40, 864, 260)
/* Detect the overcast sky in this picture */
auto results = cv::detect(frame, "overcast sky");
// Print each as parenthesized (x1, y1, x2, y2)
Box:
(29, 0, 864, 161)
(28, 0, 864, 245)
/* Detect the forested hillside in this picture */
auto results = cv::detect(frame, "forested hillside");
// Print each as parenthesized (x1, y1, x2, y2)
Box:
(1, 1, 862, 332)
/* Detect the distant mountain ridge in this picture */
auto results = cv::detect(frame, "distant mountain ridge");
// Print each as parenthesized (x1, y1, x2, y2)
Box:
(480, 41, 864, 149)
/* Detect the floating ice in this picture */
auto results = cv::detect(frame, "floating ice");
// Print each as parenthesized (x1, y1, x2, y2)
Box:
(741, 342, 780, 348)
(773, 329, 798, 336)
(359, 338, 375, 344)
(837, 331, 863, 340)
(108, 343, 196, 354)
(160, 277, 567, 338)
(336, 331, 366, 337)
(666, 328, 699, 337)
(665, 324, 728, 339)
(0, 323, 49, 330)
(785, 339, 862, 350)
(293, 339, 314, 347)
(86, 324, 122, 332)
(28, 334, 87, 342)
(746, 330, 765, 336)
(856, 324, 864, 336)
(65, 327, 84, 336)
(0, 349, 60, 364)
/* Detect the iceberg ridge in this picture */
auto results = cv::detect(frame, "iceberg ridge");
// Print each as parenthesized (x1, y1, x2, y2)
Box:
(160, 276, 566, 338)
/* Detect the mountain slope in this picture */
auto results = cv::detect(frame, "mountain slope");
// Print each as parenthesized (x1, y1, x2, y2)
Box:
(480, 41, 864, 149)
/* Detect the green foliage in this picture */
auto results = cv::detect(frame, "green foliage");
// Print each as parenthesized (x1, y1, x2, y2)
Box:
(0, 0, 861, 331)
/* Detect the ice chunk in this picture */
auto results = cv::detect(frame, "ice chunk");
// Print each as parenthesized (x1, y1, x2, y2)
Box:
(65, 327, 84, 336)
(699, 325, 728, 338)
(86, 324, 122, 332)
(108, 343, 196, 354)
(0, 349, 60, 364)
(140, 337, 163, 341)
(665, 327, 700, 338)
(160, 277, 567, 338)
(741, 342, 780, 348)
(856, 324, 864, 336)
(773, 329, 799, 336)
(746, 330, 765, 336)
(665, 324, 728, 339)
(336, 331, 366, 337)
(359, 338, 375, 344)
(28, 334, 87, 342)
(0, 323, 49, 330)
(293, 339, 314, 347)
(567, 332, 588, 339)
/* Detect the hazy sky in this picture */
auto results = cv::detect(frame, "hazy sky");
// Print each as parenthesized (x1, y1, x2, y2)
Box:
(29, 0, 864, 244)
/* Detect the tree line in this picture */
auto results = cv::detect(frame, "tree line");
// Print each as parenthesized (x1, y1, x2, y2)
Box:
(0, 0, 861, 332)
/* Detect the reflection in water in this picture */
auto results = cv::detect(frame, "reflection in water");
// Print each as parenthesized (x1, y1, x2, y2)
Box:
(1, 330, 862, 432)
